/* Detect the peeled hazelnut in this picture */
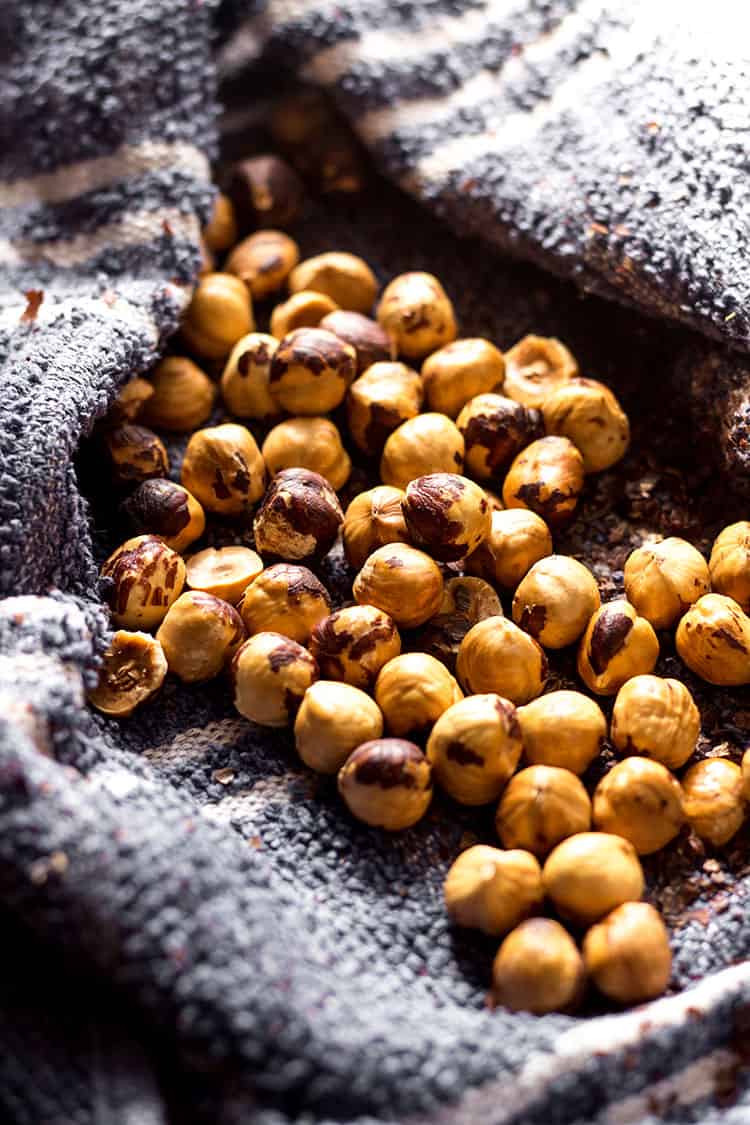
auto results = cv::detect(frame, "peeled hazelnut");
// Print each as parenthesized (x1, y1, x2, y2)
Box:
(624, 537, 710, 629)
(262, 416, 351, 489)
(374, 652, 462, 737)
(319, 310, 391, 374)
(542, 832, 645, 926)
(347, 362, 423, 456)
(310, 604, 401, 689)
(269, 327, 356, 414)
(156, 591, 245, 683)
(289, 251, 377, 313)
(465, 508, 552, 588)
(342, 486, 410, 570)
(225, 230, 300, 299)
(101, 535, 186, 629)
(377, 271, 457, 359)
(239, 563, 331, 643)
(202, 192, 238, 253)
(681, 758, 745, 846)
(502, 436, 585, 529)
(402, 473, 491, 561)
(181, 272, 254, 359)
(676, 594, 750, 686)
(492, 919, 585, 1014)
(593, 758, 684, 854)
(709, 522, 750, 611)
(337, 738, 433, 830)
(421, 339, 505, 418)
(253, 468, 343, 561)
(270, 291, 338, 339)
(185, 546, 263, 605)
(512, 555, 600, 648)
(353, 543, 444, 628)
(503, 335, 578, 408)
(457, 616, 547, 705)
(426, 693, 522, 805)
(141, 356, 215, 432)
(108, 377, 154, 424)
(444, 845, 542, 936)
(518, 691, 606, 775)
(105, 424, 168, 486)
(380, 413, 464, 490)
(439, 577, 502, 622)
(87, 630, 167, 717)
(610, 675, 700, 769)
(542, 377, 630, 472)
(457, 393, 543, 481)
(294, 681, 383, 774)
(583, 902, 671, 1004)
(227, 154, 304, 231)
(577, 599, 659, 696)
(496, 766, 592, 857)
(221, 333, 280, 421)
(232, 631, 318, 727)
(181, 423, 266, 515)
(122, 479, 205, 554)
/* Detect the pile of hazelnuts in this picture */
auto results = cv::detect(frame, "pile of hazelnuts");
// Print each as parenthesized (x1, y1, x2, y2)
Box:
(89, 153, 750, 1017)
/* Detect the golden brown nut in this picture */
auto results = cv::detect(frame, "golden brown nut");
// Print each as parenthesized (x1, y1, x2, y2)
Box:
(624, 537, 710, 629)
(294, 681, 384, 773)
(181, 272, 254, 359)
(239, 563, 331, 644)
(232, 631, 318, 727)
(402, 474, 491, 561)
(253, 468, 343, 561)
(610, 675, 700, 769)
(202, 192, 238, 253)
(743, 749, 750, 801)
(380, 413, 464, 490)
(438, 576, 502, 622)
(503, 335, 578, 408)
(577, 599, 659, 696)
(100, 535, 186, 629)
(225, 230, 300, 299)
(156, 591, 245, 683)
(584, 902, 671, 1004)
(502, 436, 585, 529)
(542, 377, 630, 472)
(262, 416, 351, 490)
(220, 333, 280, 421)
(105, 424, 168, 485)
(227, 155, 304, 230)
(374, 652, 462, 737)
(319, 310, 392, 374)
(108, 377, 154, 424)
(353, 543, 444, 628)
(309, 604, 401, 689)
(681, 758, 745, 846)
(346, 362, 424, 456)
(186, 546, 263, 605)
(141, 356, 215, 432)
(377, 271, 457, 359)
(122, 479, 206, 554)
(518, 691, 606, 775)
(87, 630, 167, 717)
(289, 252, 377, 313)
(676, 594, 750, 686)
(496, 766, 591, 857)
(543, 832, 644, 926)
(457, 617, 547, 705)
(512, 555, 600, 649)
(337, 738, 433, 830)
(457, 393, 543, 481)
(181, 423, 266, 515)
(593, 758, 684, 854)
(421, 339, 505, 418)
(342, 486, 410, 570)
(270, 291, 339, 339)
(465, 508, 553, 588)
(268, 327, 356, 415)
(426, 693, 522, 805)
(492, 919, 584, 1014)
(709, 522, 750, 611)
(444, 845, 542, 936)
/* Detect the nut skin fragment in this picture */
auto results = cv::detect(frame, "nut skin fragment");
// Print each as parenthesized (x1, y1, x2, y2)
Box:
(709, 522, 750, 611)
(270, 291, 339, 339)
(380, 413, 464, 491)
(100, 535, 186, 630)
(583, 903, 671, 1004)
(309, 604, 401, 689)
(377, 271, 457, 359)
(121, 479, 205, 554)
(610, 675, 699, 769)
(457, 393, 543, 481)
(503, 335, 578, 409)
(502, 436, 585, 529)
(105, 424, 168, 486)
(624, 537, 710, 629)
(186, 546, 263, 606)
(239, 563, 331, 644)
(496, 766, 592, 857)
(87, 630, 167, 717)
(289, 252, 378, 314)
(421, 338, 505, 419)
(232, 631, 318, 727)
(444, 845, 542, 936)
(294, 681, 383, 774)
(202, 192, 238, 253)
(512, 555, 600, 649)
(320, 310, 392, 375)
(156, 591, 245, 683)
(262, 416, 351, 490)
(577, 599, 659, 696)
(253, 468, 343, 561)
(402, 473, 491, 562)
(181, 423, 266, 516)
(374, 653, 462, 738)
(518, 691, 606, 775)
(681, 758, 746, 846)
(227, 155, 304, 231)
(542, 377, 630, 473)
(593, 758, 684, 855)
(457, 616, 547, 705)
(221, 333, 280, 421)
(491, 918, 585, 1015)
(347, 362, 424, 456)
(426, 693, 521, 805)
(675, 594, 750, 686)
(353, 543, 444, 628)
(225, 230, 300, 299)
(466, 508, 553, 588)
(342, 486, 410, 570)
(542, 832, 645, 926)
(269, 327, 356, 415)
(337, 738, 433, 830)
(181, 272, 254, 359)
(141, 356, 215, 432)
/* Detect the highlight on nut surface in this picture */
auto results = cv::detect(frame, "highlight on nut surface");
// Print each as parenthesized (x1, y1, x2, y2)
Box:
(347, 361, 424, 456)
(225, 229, 300, 298)
(342, 485, 410, 570)
(269, 326, 356, 414)
(221, 333, 280, 421)
(709, 522, 750, 611)
(503, 335, 578, 409)
(542, 377, 630, 473)
(181, 272, 254, 359)
(502, 435, 585, 529)
(583, 902, 671, 1004)
(376, 271, 457, 359)
(186, 546, 263, 605)
(681, 758, 746, 846)
(289, 251, 378, 313)
(542, 832, 645, 926)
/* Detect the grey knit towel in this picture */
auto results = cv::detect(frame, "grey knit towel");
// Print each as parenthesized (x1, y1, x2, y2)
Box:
(1, 3, 750, 1124)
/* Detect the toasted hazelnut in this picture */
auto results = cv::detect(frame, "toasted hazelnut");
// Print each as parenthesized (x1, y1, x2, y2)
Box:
(227, 155, 304, 230)
(376, 272, 457, 359)
(108, 377, 154, 424)
(353, 543, 444, 628)
(269, 327, 356, 414)
(610, 675, 700, 769)
(542, 377, 630, 472)
(583, 902, 671, 1004)
(233, 631, 317, 727)
(496, 766, 592, 857)
(347, 362, 423, 456)
(221, 333, 280, 421)
(421, 339, 505, 418)
(337, 738, 433, 830)
(105, 424, 168, 485)
(542, 832, 644, 926)
(457, 617, 547, 705)
(502, 436, 585, 528)
(225, 230, 300, 299)
(294, 681, 383, 774)
(239, 563, 331, 643)
(681, 758, 745, 846)
(577, 599, 659, 696)
(310, 604, 401, 689)
(427, 694, 522, 805)
(439, 576, 502, 622)
(492, 919, 585, 1014)
(742, 749, 750, 801)
(253, 468, 343, 561)
(156, 591, 245, 683)
(593, 758, 684, 855)
(444, 845, 542, 936)
(270, 291, 339, 339)
(709, 522, 750, 611)
(402, 474, 491, 562)
(319, 310, 391, 374)
(289, 252, 377, 313)
(465, 508, 552, 588)
(457, 393, 543, 481)
(503, 335, 578, 408)
(185, 546, 263, 605)
(87, 630, 167, 717)
(100, 535, 186, 629)
(141, 356, 215, 432)
(375, 652, 462, 737)
(624, 537, 710, 629)
(512, 555, 600, 648)
(262, 416, 351, 489)
(342, 486, 409, 570)
(181, 272, 254, 359)
(202, 192, 238, 253)
(380, 413, 464, 490)
(181, 423, 266, 515)
(518, 691, 606, 775)
(121, 479, 205, 554)
(676, 594, 750, 685)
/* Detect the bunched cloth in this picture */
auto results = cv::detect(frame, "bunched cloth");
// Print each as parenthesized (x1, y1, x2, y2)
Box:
(2, 3, 750, 1123)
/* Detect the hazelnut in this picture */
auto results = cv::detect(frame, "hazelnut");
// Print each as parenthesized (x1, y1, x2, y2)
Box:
(676, 594, 750, 686)
(100, 535, 185, 629)
(141, 356, 215, 432)
(496, 765, 592, 857)
(87, 630, 167, 717)
(105, 423, 168, 486)
(518, 691, 606, 775)
(342, 486, 410, 570)
(380, 413, 464, 490)
(542, 377, 630, 472)
(269, 327, 356, 414)
(319, 310, 391, 374)
(444, 845, 542, 936)
(457, 393, 543, 481)
(294, 681, 383, 774)
(289, 252, 378, 314)
(491, 919, 585, 1014)
(376, 271, 457, 359)
(610, 675, 700, 769)
(577, 599, 659, 696)
(181, 423, 266, 515)
(309, 604, 401, 689)
(337, 738, 433, 830)
(156, 591, 245, 683)
(624, 537, 710, 629)
(353, 543, 444, 628)
(421, 339, 505, 418)
(181, 272, 254, 359)
(457, 617, 547, 705)
(185, 546, 263, 605)
(239, 563, 331, 643)
(439, 576, 502, 622)
(593, 758, 684, 854)
(426, 693, 522, 805)
(253, 468, 343, 562)
(202, 191, 238, 253)
(583, 902, 671, 1004)
(502, 436, 585, 529)
(121, 479, 206, 554)
(681, 758, 745, 846)
(270, 291, 339, 339)
(465, 508, 552, 588)
(347, 362, 423, 456)
(220, 333, 280, 421)
(225, 230, 300, 299)
(402, 473, 491, 561)
(262, 416, 351, 489)
(108, 377, 154, 424)
(742, 749, 750, 801)
(232, 631, 318, 727)
(227, 155, 304, 230)
(374, 652, 462, 737)
(709, 522, 750, 611)
(512, 555, 600, 649)
(503, 335, 578, 408)
(542, 832, 644, 926)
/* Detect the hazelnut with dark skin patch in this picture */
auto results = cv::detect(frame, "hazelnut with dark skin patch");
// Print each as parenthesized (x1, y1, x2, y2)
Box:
(347, 362, 424, 456)
(542, 832, 645, 926)
(294, 681, 384, 774)
(518, 691, 607, 775)
(542, 377, 630, 472)
(444, 845, 543, 936)
(376, 271, 457, 359)
(375, 652, 463, 737)
(156, 591, 246, 683)
(337, 738, 433, 830)
(583, 902, 671, 1004)
(353, 542, 444, 628)
(225, 230, 300, 299)
(492, 919, 585, 1015)
(320, 310, 392, 374)
(269, 290, 339, 339)
(289, 251, 378, 314)
(457, 616, 547, 705)
(402, 473, 492, 561)
(87, 630, 167, 717)
(309, 604, 401, 689)
(577, 599, 659, 696)
(709, 522, 750, 611)
(105, 423, 169, 486)
(227, 154, 304, 231)
(253, 468, 343, 562)
(610, 675, 700, 769)
(676, 593, 750, 686)
(457, 393, 543, 481)
(232, 631, 318, 727)
(186, 546, 263, 605)
(342, 486, 410, 570)
(421, 338, 505, 418)
(466, 507, 552, 588)
(122, 479, 205, 554)
(221, 333, 280, 421)
(100, 535, 186, 630)
(202, 192, 238, 253)
(624, 537, 710, 629)
(269, 327, 356, 414)
(239, 563, 331, 644)
(426, 693, 522, 805)
(502, 435, 585, 528)
(496, 765, 592, 858)
(262, 416, 351, 489)
(181, 423, 266, 516)
(592, 757, 684, 855)
(141, 356, 215, 433)
(380, 413, 464, 490)
(512, 554, 600, 649)
(503, 335, 578, 409)
(681, 758, 746, 846)
(181, 272, 254, 359)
